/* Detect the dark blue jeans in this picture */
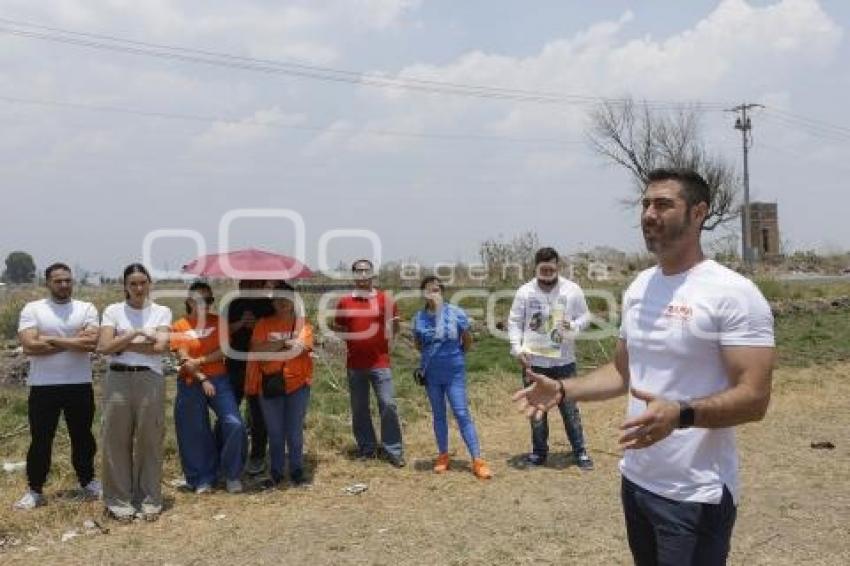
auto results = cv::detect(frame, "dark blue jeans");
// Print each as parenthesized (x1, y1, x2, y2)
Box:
(524, 363, 586, 457)
(174, 374, 246, 487)
(621, 477, 737, 566)
(259, 385, 311, 481)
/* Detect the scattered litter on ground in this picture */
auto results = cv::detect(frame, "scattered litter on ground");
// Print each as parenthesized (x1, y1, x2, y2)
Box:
(2, 461, 26, 473)
(342, 483, 369, 495)
(82, 519, 109, 535)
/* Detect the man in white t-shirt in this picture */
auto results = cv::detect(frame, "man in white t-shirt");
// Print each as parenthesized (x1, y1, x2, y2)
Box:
(508, 247, 594, 470)
(514, 168, 775, 565)
(14, 263, 101, 510)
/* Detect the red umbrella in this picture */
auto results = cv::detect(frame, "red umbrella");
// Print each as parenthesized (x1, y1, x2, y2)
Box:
(182, 248, 313, 280)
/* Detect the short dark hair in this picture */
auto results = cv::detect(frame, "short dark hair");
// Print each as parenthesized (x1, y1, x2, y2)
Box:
(534, 247, 559, 265)
(44, 262, 71, 280)
(646, 168, 711, 209)
(188, 280, 212, 295)
(420, 275, 445, 292)
(185, 280, 213, 315)
(351, 259, 374, 271)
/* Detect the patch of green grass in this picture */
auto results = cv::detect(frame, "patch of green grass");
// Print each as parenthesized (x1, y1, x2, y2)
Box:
(775, 309, 850, 367)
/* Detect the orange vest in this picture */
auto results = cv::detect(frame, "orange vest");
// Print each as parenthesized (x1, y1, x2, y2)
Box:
(246, 316, 314, 396)
(170, 314, 228, 383)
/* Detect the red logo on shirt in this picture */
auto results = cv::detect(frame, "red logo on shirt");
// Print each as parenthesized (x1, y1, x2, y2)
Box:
(663, 304, 693, 320)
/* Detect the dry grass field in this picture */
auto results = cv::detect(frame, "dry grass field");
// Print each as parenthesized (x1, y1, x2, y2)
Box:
(1, 362, 848, 565)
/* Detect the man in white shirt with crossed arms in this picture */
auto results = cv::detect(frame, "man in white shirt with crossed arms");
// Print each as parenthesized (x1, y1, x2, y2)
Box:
(15, 263, 102, 510)
(514, 168, 775, 565)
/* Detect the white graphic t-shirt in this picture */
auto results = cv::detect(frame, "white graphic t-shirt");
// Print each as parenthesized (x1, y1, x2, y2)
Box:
(619, 260, 774, 504)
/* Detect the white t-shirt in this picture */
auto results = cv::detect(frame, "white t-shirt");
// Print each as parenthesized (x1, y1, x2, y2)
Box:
(618, 260, 774, 504)
(508, 277, 591, 368)
(18, 299, 99, 386)
(101, 302, 173, 375)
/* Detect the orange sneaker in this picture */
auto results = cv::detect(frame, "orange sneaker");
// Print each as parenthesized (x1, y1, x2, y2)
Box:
(433, 453, 450, 473)
(472, 458, 492, 480)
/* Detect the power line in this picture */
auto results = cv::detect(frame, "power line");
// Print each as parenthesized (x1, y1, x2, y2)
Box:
(0, 17, 732, 111)
(759, 111, 850, 144)
(0, 93, 586, 146)
(764, 106, 850, 136)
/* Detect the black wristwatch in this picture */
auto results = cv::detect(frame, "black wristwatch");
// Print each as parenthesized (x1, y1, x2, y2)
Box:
(677, 400, 695, 429)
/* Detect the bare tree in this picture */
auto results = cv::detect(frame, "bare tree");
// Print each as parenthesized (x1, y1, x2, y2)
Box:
(587, 98, 738, 230)
(479, 231, 541, 282)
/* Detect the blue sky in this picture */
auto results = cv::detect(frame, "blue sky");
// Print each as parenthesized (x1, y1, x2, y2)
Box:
(0, 0, 848, 276)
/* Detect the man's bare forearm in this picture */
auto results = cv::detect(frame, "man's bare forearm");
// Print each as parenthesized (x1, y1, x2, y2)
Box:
(22, 340, 61, 356)
(46, 336, 97, 352)
(690, 380, 771, 428)
(564, 362, 629, 402)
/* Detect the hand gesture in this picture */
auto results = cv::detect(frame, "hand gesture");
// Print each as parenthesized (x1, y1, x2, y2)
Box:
(619, 388, 680, 450)
(512, 369, 563, 421)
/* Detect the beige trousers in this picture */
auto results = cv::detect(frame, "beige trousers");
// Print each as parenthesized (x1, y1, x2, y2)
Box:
(101, 369, 165, 517)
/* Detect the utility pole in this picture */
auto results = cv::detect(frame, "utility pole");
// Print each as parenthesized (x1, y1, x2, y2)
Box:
(728, 103, 763, 269)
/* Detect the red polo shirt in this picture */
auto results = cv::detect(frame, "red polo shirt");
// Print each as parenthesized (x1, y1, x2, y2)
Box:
(335, 290, 398, 370)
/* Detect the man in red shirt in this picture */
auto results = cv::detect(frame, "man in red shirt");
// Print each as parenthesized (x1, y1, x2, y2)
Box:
(334, 259, 405, 467)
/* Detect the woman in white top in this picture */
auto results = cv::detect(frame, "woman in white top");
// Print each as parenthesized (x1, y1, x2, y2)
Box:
(97, 263, 172, 522)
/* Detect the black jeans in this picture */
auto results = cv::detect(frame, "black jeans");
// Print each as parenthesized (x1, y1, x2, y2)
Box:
(26, 383, 97, 492)
(621, 476, 737, 566)
(523, 363, 586, 457)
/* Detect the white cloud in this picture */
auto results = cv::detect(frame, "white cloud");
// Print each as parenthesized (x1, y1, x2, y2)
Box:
(301, 120, 354, 157)
(361, 0, 842, 142)
(336, 0, 422, 30)
(193, 107, 306, 150)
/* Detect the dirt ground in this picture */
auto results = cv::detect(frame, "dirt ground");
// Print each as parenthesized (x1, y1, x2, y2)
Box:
(1, 364, 848, 565)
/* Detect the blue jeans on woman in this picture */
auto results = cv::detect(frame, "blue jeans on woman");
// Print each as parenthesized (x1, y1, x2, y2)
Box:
(259, 385, 311, 482)
(424, 358, 481, 458)
(174, 373, 246, 488)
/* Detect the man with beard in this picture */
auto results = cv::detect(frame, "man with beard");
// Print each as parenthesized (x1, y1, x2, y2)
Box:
(508, 246, 594, 470)
(15, 263, 101, 509)
(514, 168, 775, 565)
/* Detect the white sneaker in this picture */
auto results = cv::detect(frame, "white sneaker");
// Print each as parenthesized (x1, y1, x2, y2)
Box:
(13, 490, 46, 510)
(82, 479, 102, 499)
(226, 479, 244, 494)
(195, 484, 213, 494)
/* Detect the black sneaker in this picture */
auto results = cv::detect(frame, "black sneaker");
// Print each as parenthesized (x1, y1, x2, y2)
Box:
(575, 451, 594, 471)
(357, 450, 377, 461)
(388, 455, 406, 468)
(525, 453, 547, 466)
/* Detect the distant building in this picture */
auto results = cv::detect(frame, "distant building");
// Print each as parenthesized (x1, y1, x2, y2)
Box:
(83, 272, 104, 287)
(743, 202, 780, 260)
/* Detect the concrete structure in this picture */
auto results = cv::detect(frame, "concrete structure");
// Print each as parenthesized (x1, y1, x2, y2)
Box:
(743, 202, 780, 260)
